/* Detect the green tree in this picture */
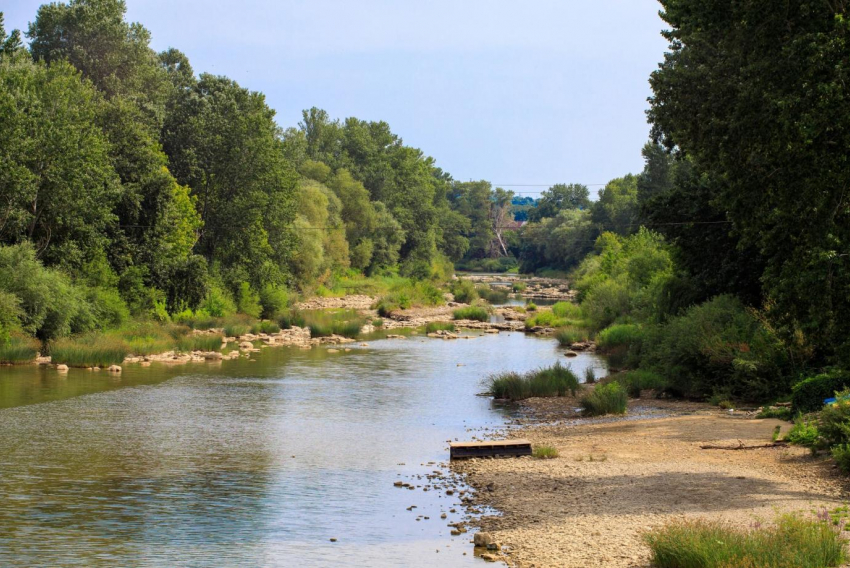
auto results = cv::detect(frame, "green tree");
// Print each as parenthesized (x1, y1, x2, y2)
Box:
(528, 183, 591, 221)
(648, 0, 850, 363)
(592, 175, 639, 236)
(0, 13, 23, 58)
(0, 57, 119, 269)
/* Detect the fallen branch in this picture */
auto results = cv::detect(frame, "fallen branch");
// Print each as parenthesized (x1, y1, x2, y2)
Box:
(700, 440, 788, 450)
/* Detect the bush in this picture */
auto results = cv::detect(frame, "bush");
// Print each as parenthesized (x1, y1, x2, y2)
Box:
(223, 319, 250, 338)
(551, 301, 582, 319)
(791, 370, 850, 414)
(533, 445, 559, 459)
(455, 257, 518, 273)
(818, 389, 850, 448)
(581, 382, 628, 416)
(644, 515, 846, 568)
(278, 309, 306, 329)
(50, 335, 129, 367)
(251, 320, 281, 335)
(236, 282, 262, 318)
(526, 302, 537, 311)
(425, 321, 455, 333)
(259, 284, 289, 319)
(641, 295, 790, 401)
(525, 309, 570, 329)
(512, 281, 527, 293)
(0, 334, 40, 364)
(786, 416, 822, 451)
(453, 306, 489, 322)
(199, 283, 236, 317)
(372, 318, 384, 328)
(118, 322, 178, 356)
(596, 324, 644, 352)
(757, 406, 793, 421)
(611, 370, 668, 398)
(487, 362, 580, 400)
(555, 326, 591, 346)
(451, 280, 478, 304)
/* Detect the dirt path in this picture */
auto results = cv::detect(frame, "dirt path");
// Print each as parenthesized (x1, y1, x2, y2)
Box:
(454, 400, 850, 568)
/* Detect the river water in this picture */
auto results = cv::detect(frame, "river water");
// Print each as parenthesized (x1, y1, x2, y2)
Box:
(0, 330, 605, 567)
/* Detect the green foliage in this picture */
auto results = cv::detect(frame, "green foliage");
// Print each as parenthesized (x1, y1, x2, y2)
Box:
(455, 257, 518, 273)
(609, 370, 668, 398)
(259, 284, 288, 319)
(532, 445, 559, 459)
(199, 283, 236, 318)
(450, 280, 478, 304)
(452, 306, 489, 322)
(518, 209, 597, 273)
(528, 183, 590, 222)
(278, 309, 306, 330)
(250, 320, 280, 335)
(512, 281, 527, 292)
(786, 417, 822, 452)
(50, 335, 129, 367)
(580, 382, 628, 416)
(0, 334, 40, 364)
(525, 307, 584, 330)
(644, 515, 846, 568)
(551, 302, 581, 319)
(792, 371, 850, 414)
(476, 285, 509, 305)
(176, 333, 224, 353)
(425, 322, 455, 333)
(817, 390, 850, 451)
(303, 309, 364, 338)
(487, 362, 581, 401)
(757, 407, 793, 421)
(596, 324, 644, 353)
(236, 282, 262, 318)
(555, 326, 591, 346)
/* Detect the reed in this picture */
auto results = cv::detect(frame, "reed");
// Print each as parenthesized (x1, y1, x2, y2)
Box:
(425, 321, 456, 333)
(303, 309, 364, 338)
(452, 306, 489, 322)
(176, 333, 224, 353)
(51, 335, 129, 367)
(580, 382, 628, 416)
(488, 362, 581, 400)
(0, 335, 40, 364)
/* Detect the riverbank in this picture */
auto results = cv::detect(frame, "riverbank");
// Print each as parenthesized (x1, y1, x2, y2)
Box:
(453, 397, 850, 568)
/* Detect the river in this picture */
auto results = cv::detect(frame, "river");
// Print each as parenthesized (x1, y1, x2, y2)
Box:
(0, 330, 605, 567)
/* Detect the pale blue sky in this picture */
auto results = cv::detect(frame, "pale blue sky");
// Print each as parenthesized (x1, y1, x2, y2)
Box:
(5, 0, 669, 196)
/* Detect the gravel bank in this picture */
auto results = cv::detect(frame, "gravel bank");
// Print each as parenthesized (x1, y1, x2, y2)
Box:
(454, 399, 850, 568)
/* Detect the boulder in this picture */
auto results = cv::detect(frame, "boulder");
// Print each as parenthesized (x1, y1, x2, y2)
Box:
(481, 553, 497, 562)
(55, 364, 69, 371)
(108, 365, 122, 373)
(565, 350, 578, 357)
(239, 341, 254, 350)
(204, 352, 223, 360)
(473, 532, 494, 547)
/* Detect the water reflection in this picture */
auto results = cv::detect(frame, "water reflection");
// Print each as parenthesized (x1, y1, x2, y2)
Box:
(0, 332, 606, 567)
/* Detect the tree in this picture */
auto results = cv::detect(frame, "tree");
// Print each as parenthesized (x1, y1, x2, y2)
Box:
(649, 0, 850, 363)
(528, 183, 590, 221)
(592, 175, 639, 236)
(162, 74, 298, 289)
(0, 57, 119, 269)
(0, 13, 23, 58)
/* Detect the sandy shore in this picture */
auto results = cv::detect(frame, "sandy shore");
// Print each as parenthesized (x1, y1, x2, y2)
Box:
(454, 398, 850, 568)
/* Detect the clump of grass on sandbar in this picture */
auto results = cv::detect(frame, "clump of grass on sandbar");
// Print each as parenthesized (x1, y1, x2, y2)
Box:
(487, 362, 581, 400)
(580, 382, 627, 416)
(0, 335, 40, 364)
(555, 325, 591, 346)
(302, 309, 364, 338)
(644, 514, 846, 568)
(532, 445, 559, 459)
(452, 306, 489, 322)
(425, 321, 456, 333)
(50, 334, 129, 367)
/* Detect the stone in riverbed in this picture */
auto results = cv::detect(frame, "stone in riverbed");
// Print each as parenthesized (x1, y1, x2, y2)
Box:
(108, 365, 122, 373)
(474, 532, 494, 547)
(55, 364, 69, 371)
(565, 350, 578, 357)
(481, 553, 498, 562)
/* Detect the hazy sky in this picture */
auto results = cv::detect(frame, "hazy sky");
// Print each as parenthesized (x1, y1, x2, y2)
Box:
(5, 0, 669, 196)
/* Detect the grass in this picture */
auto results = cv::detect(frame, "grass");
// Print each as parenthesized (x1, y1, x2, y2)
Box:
(488, 362, 581, 400)
(644, 514, 846, 568)
(512, 281, 527, 292)
(302, 309, 365, 338)
(425, 321, 456, 333)
(555, 325, 591, 346)
(526, 302, 538, 311)
(551, 301, 582, 319)
(580, 382, 628, 416)
(119, 322, 183, 356)
(476, 285, 509, 304)
(605, 370, 668, 398)
(757, 406, 794, 421)
(453, 306, 490, 322)
(50, 335, 130, 367)
(278, 309, 307, 329)
(584, 366, 596, 384)
(533, 445, 559, 459)
(176, 333, 225, 353)
(250, 320, 281, 334)
(374, 279, 446, 316)
(0, 335, 40, 363)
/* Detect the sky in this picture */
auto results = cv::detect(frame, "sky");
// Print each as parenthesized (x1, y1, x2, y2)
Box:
(5, 0, 670, 197)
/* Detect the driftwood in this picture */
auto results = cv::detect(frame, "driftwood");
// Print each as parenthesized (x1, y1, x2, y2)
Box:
(700, 440, 788, 450)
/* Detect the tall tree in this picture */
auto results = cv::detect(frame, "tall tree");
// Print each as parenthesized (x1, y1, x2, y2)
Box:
(528, 183, 590, 221)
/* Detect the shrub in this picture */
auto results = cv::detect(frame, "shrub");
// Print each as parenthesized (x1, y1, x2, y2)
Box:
(488, 362, 580, 400)
(817, 389, 850, 448)
(832, 444, 850, 473)
(453, 306, 489, 322)
(372, 318, 384, 328)
(476, 286, 509, 304)
(235, 282, 262, 318)
(425, 322, 455, 333)
(512, 281, 527, 293)
(0, 334, 40, 364)
(581, 382, 628, 416)
(643, 515, 846, 568)
(86, 287, 130, 329)
(757, 406, 793, 421)
(584, 366, 596, 384)
(303, 309, 364, 338)
(555, 326, 591, 346)
(50, 335, 129, 367)
(176, 333, 224, 353)
(223, 322, 249, 338)
(259, 284, 289, 319)
(596, 324, 644, 352)
(199, 283, 236, 317)
(526, 302, 537, 311)
(533, 445, 559, 459)
(118, 322, 176, 356)
(525, 309, 571, 329)
(786, 416, 822, 451)
(609, 370, 667, 397)
(791, 370, 850, 414)
(451, 280, 478, 304)
(278, 309, 306, 329)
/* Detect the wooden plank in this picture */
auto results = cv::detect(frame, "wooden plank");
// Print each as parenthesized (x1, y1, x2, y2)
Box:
(450, 439, 532, 460)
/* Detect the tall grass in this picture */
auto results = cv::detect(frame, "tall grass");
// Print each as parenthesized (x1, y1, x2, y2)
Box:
(644, 515, 846, 568)
(580, 382, 628, 416)
(533, 445, 559, 459)
(374, 280, 446, 315)
(119, 322, 179, 356)
(425, 321, 456, 333)
(0, 335, 40, 364)
(488, 362, 581, 400)
(176, 333, 225, 352)
(551, 301, 582, 319)
(453, 306, 489, 322)
(555, 326, 591, 346)
(610, 370, 667, 397)
(250, 320, 281, 334)
(278, 309, 306, 329)
(476, 286, 509, 304)
(596, 324, 644, 352)
(51, 335, 129, 367)
(303, 309, 365, 338)
(451, 279, 478, 304)
(512, 281, 527, 292)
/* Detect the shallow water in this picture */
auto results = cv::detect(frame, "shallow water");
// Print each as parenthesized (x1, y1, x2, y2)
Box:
(0, 332, 605, 567)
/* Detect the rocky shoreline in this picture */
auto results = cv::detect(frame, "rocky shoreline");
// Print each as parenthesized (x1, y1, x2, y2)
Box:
(450, 397, 850, 567)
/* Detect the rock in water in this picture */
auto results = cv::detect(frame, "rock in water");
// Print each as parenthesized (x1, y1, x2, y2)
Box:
(474, 532, 494, 547)
(108, 365, 122, 373)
